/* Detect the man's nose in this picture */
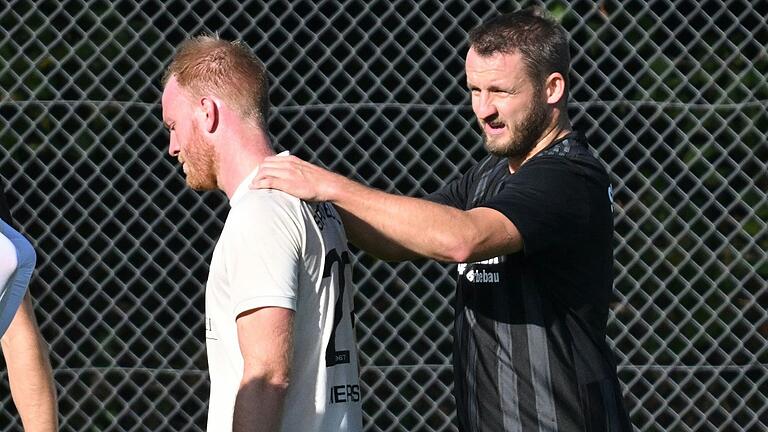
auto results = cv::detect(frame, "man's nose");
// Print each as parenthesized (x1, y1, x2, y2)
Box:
(168, 134, 180, 157)
(473, 92, 498, 120)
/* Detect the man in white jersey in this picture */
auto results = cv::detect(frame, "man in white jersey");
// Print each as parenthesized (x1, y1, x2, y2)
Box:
(161, 36, 362, 432)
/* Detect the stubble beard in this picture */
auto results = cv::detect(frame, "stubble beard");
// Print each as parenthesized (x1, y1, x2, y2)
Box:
(482, 93, 551, 160)
(183, 125, 219, 191)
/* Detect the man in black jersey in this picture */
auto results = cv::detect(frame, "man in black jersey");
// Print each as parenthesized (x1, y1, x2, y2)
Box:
(253, 7, 633, 432)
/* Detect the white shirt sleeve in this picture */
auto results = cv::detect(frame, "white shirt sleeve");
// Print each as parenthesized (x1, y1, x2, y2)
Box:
(222, 191, 305, 317)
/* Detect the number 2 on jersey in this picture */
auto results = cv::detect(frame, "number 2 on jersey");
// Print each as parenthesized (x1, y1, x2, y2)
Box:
(323, 249, 353, 367)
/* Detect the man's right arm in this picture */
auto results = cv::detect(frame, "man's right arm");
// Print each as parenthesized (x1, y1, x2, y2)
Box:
(1, 293, 58, 432)
(232, 306, 294, 432)
(333, 206, 424, 261)
(253, 156, 522, 264)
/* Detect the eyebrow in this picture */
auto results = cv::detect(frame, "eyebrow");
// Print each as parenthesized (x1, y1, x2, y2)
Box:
(466, 83, 517, 93)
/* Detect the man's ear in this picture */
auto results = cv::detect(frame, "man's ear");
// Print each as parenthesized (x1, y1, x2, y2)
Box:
(545, 72, 566, 105)
(199, 97, 219, 133)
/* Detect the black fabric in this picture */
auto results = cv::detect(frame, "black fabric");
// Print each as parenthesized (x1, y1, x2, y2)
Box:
(426, 133, 632, 432)
(0, 183, 13, 226)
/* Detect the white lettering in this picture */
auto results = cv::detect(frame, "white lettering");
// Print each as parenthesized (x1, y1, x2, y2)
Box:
(459, 256, 501, 268)
(608, 184, 615, 211)
(464, 269, 499, 283)
(477, 257, 500, 265)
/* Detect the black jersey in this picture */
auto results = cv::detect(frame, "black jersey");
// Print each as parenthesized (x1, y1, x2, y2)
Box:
(428, 133, 632, 432)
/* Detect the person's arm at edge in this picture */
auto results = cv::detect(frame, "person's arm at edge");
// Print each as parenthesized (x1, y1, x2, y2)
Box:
(1, 292, 58, 432)
(332, 205, 424, 262)
(232, 306, 293, 432)
(252, 156, 522, 263)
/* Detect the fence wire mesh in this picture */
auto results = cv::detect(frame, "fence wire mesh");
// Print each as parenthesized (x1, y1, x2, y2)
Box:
(0, 0, 765, 431)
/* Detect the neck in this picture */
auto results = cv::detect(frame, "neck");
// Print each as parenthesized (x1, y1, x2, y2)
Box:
(216, 126, 275, 199)
(508, 117, 571, 173)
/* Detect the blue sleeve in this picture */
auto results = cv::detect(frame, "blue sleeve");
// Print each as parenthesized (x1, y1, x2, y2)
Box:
(0, 219, 36, 337)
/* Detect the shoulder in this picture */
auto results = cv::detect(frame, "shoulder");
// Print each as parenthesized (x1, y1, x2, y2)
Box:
(225, 189, 306, 238)
(428, 154, 507, 206)
(466, 154, 507, 178)
(230, 189, 301, 219)
(523, 135, 608, 182)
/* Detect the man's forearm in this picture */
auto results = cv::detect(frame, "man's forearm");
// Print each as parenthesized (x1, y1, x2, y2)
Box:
(234, 307, 293, 432)
(326, 175, 499, 263)
(232, 377, 289, 432)
(336, 206, 422, 262)
(1, 294, 58, 432)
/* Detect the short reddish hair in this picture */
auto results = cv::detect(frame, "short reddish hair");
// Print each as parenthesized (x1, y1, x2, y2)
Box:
(163, 35, 270, 128)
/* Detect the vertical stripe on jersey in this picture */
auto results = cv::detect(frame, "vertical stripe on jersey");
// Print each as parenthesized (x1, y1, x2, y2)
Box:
(495, 320, 522, 432)
(470, 158, 494, 207)
(600, 380, 622, 432)
(522, 279, 559, 432)
(465, 307, 481, 432)
(454, 301, 467, 430)
(470, 158, 508, 208)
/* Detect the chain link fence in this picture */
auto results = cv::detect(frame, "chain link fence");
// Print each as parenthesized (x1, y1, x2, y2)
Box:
(0, 0, 765, 430)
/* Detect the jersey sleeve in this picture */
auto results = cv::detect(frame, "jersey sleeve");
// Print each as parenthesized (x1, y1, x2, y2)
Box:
(424, 175, 467, 209)
(425, 156, 488, 209)
(222, 192, 304, 317)
(480, 158, 591, 256)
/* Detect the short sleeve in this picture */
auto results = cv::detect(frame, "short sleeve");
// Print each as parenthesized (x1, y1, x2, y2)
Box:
(222, 191, 304, 317)
(425, 175, 467, 209)
(480, 158, 590, 256)
(425, 155, 505, 210)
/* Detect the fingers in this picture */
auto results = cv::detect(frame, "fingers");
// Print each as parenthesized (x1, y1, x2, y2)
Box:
(251, 177, 275, 190)
(251, 161, 299, 192)
(252, 161, 291, 184)
(258, 160, 292, 173)
(262, 154, 300, 166)
(249, 155, 326, 201)
(256, 157, 303, 179)
(255, 156, 320, 183)
(251, 168, 282, 189)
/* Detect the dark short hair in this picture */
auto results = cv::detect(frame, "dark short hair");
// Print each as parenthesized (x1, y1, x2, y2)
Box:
(468, 7, 570, 97)
(163, 35, 270, 128)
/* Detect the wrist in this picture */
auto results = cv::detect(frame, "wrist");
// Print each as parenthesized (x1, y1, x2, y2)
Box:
(321, 171, 348, 203)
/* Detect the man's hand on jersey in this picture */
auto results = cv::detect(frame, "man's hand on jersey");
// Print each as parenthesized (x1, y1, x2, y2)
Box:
(251, 155, 338, 202)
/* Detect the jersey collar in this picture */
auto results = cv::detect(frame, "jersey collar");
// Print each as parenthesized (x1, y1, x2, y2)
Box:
(229, 168, 259, 207)
(229, 151, 290, 207)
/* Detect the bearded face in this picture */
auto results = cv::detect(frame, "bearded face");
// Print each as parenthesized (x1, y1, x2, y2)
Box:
(180, 121, 218, 191)
(481, 87, 551, 160)
(163, 76, 220, 191)
(466, 48, 554, 161)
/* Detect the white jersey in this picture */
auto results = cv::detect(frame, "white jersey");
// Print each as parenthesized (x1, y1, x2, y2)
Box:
(205, 173, 362, 432)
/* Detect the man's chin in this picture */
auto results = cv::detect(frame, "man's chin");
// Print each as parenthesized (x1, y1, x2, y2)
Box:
(185, 177, 216, 191)
(483, 136, 513, 158)
(483, 137, 533, 159)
